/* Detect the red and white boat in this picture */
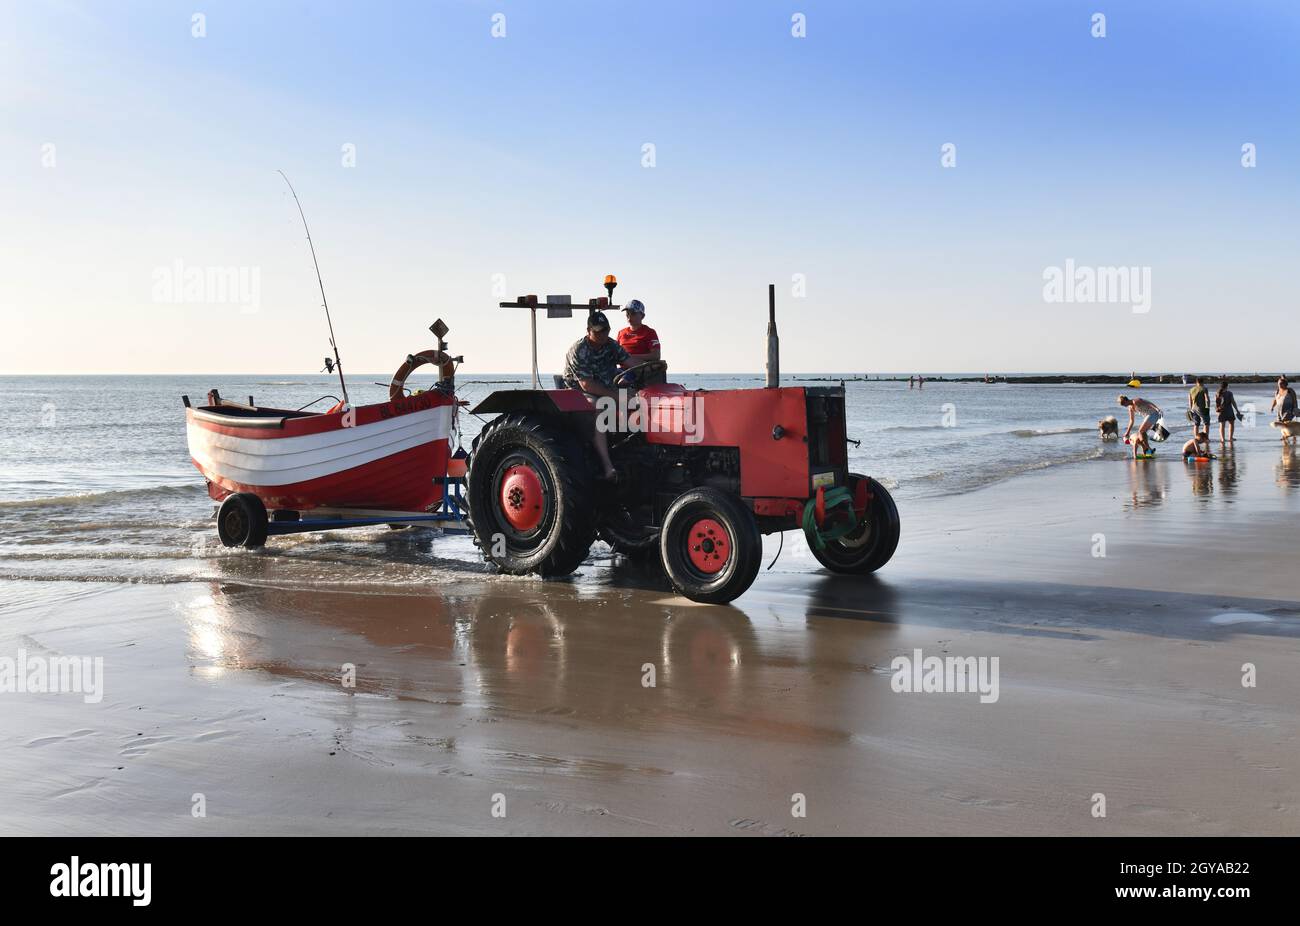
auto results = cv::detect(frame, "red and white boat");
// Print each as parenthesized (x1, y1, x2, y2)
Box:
(187, 390, 454, 512)
(184, 350, 469, 547)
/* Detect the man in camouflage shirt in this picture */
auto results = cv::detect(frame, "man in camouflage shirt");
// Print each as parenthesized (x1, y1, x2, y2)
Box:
(563, 311, 630, 394)
(562, 311, 629, 480)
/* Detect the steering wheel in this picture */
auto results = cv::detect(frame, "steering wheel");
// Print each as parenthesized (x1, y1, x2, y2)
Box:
(615, 359, 668, 388)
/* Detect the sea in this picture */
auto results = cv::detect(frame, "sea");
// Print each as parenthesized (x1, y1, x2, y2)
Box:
(0, 373, 1281, 589)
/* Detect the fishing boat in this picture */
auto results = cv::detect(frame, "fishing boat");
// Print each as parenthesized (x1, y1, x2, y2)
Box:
(186, 378, 455, 513)
(183, 172, 469, 548)
(184, 348, 468, 548)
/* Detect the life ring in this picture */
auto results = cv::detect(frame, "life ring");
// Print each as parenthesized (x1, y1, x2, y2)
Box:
(390, 349, 455, 400)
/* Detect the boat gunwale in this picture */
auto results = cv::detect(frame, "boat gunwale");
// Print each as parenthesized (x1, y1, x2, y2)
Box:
(189, 407, 295, 429)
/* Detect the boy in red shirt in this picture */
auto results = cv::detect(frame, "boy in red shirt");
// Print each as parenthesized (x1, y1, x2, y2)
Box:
(617, 299, 660, 362)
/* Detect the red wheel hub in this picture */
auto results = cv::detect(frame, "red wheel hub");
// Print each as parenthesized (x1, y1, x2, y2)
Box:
(499, 464, 544, 531)
(685, 518, 729, 574)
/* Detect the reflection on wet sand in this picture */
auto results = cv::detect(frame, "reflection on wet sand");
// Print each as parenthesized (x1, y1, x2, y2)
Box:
(469, 592, 765, 719)
(1184, 458, 1214, 500)
(1217, 449, 1242, 498)
(1125, 459, 1167, 510)
(185, 560, 1300, 718)
(1276, 445, 1300, 490)
(185, 579, 771, 726)
(183, 584, 464, 695)
(807, 575, 900, 624)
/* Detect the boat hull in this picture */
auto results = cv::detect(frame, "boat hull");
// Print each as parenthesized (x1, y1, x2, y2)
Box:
(186, 392, 454, 512)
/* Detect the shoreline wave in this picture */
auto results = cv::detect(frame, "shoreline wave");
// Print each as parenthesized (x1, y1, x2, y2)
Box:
(0, 484, 202, 510)
(887, 444, 1108, 498)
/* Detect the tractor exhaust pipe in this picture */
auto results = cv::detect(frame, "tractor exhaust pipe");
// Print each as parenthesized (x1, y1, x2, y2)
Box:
(765, 283, 780, 388)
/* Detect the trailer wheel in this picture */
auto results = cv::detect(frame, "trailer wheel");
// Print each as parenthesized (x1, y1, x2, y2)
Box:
(217, 493, 268, 549)
(466, 413, 596, 577)
(810, 475, 899, 574)
(660, 488, 762, 604)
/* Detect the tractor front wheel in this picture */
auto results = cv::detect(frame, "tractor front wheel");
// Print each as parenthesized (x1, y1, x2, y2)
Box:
(810, 474, 900, 574)
(660, 488, 762, 604)
(466, 413, 596, 577)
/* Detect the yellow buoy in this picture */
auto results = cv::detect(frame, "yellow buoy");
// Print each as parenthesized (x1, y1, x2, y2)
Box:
(1127, 379, 1142, 388)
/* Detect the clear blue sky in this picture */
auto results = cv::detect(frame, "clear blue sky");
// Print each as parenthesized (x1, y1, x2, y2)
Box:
(2, 1, 1297, 374)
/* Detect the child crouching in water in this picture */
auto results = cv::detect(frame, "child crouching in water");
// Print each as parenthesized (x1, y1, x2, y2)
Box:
(1182, 430, 1213, 461)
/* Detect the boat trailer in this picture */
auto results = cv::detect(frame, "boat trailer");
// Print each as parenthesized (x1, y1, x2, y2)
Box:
(261, 468, 470, 537)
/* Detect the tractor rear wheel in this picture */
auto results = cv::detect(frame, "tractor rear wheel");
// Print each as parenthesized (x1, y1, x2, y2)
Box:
(216, 493, 268, 549)
(466, 413, 596, 577)
(660, 488, 762, 604)
(810, 474, 900, 574)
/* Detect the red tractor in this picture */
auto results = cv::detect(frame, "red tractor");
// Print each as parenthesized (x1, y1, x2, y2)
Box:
(464, 282, 900, 604)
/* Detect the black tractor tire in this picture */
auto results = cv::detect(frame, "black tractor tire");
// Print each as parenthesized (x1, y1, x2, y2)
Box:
(810, 475, 900, 574)
(659, 488, 762, 604)
(216, 493, 268, 549)
(466, 413, 596, 577)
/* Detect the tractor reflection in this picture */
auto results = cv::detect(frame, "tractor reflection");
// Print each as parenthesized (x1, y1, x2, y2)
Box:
(188, 575, 763, 723)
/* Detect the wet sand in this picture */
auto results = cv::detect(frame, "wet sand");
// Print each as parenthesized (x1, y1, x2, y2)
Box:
(3, 445, 1300, 835)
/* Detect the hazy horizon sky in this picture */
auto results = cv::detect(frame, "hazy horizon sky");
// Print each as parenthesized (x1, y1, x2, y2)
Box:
(3, 1, 1297, 375)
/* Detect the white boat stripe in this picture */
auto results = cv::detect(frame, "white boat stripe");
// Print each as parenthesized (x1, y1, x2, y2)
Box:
(193, 411, 443, 474)
(195, 424, 437, 480)
(194, 405, 448, 453)
(188, 405, 452, 487)
(191, 428, 445, 487)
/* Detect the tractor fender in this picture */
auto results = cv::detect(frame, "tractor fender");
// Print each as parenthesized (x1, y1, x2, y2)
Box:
(471, 389, 597, 417)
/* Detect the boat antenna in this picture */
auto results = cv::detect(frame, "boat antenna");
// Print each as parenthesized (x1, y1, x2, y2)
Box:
(277, 170, 349, 405)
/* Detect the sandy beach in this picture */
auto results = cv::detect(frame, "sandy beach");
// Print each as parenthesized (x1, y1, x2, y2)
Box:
(3, 442, 1298, 836)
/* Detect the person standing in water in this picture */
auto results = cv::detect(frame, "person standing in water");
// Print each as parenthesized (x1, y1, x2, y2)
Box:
(1188, 376, 1212, 433)
(1119, 394, 1162, 458)
(1271, 376, 1297, 427)
(1216, 378, 1241, 444)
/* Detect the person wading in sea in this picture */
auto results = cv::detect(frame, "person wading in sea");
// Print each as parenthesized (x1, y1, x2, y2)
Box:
(1188, 376, 1212, 434)
(1119, 394, 1162, 459)
(1216, 378, 1241, 445)
(1271, 376, 1298, 433)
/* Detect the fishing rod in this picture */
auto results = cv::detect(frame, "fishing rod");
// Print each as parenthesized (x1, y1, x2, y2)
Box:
(277, 169, 349, 405)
